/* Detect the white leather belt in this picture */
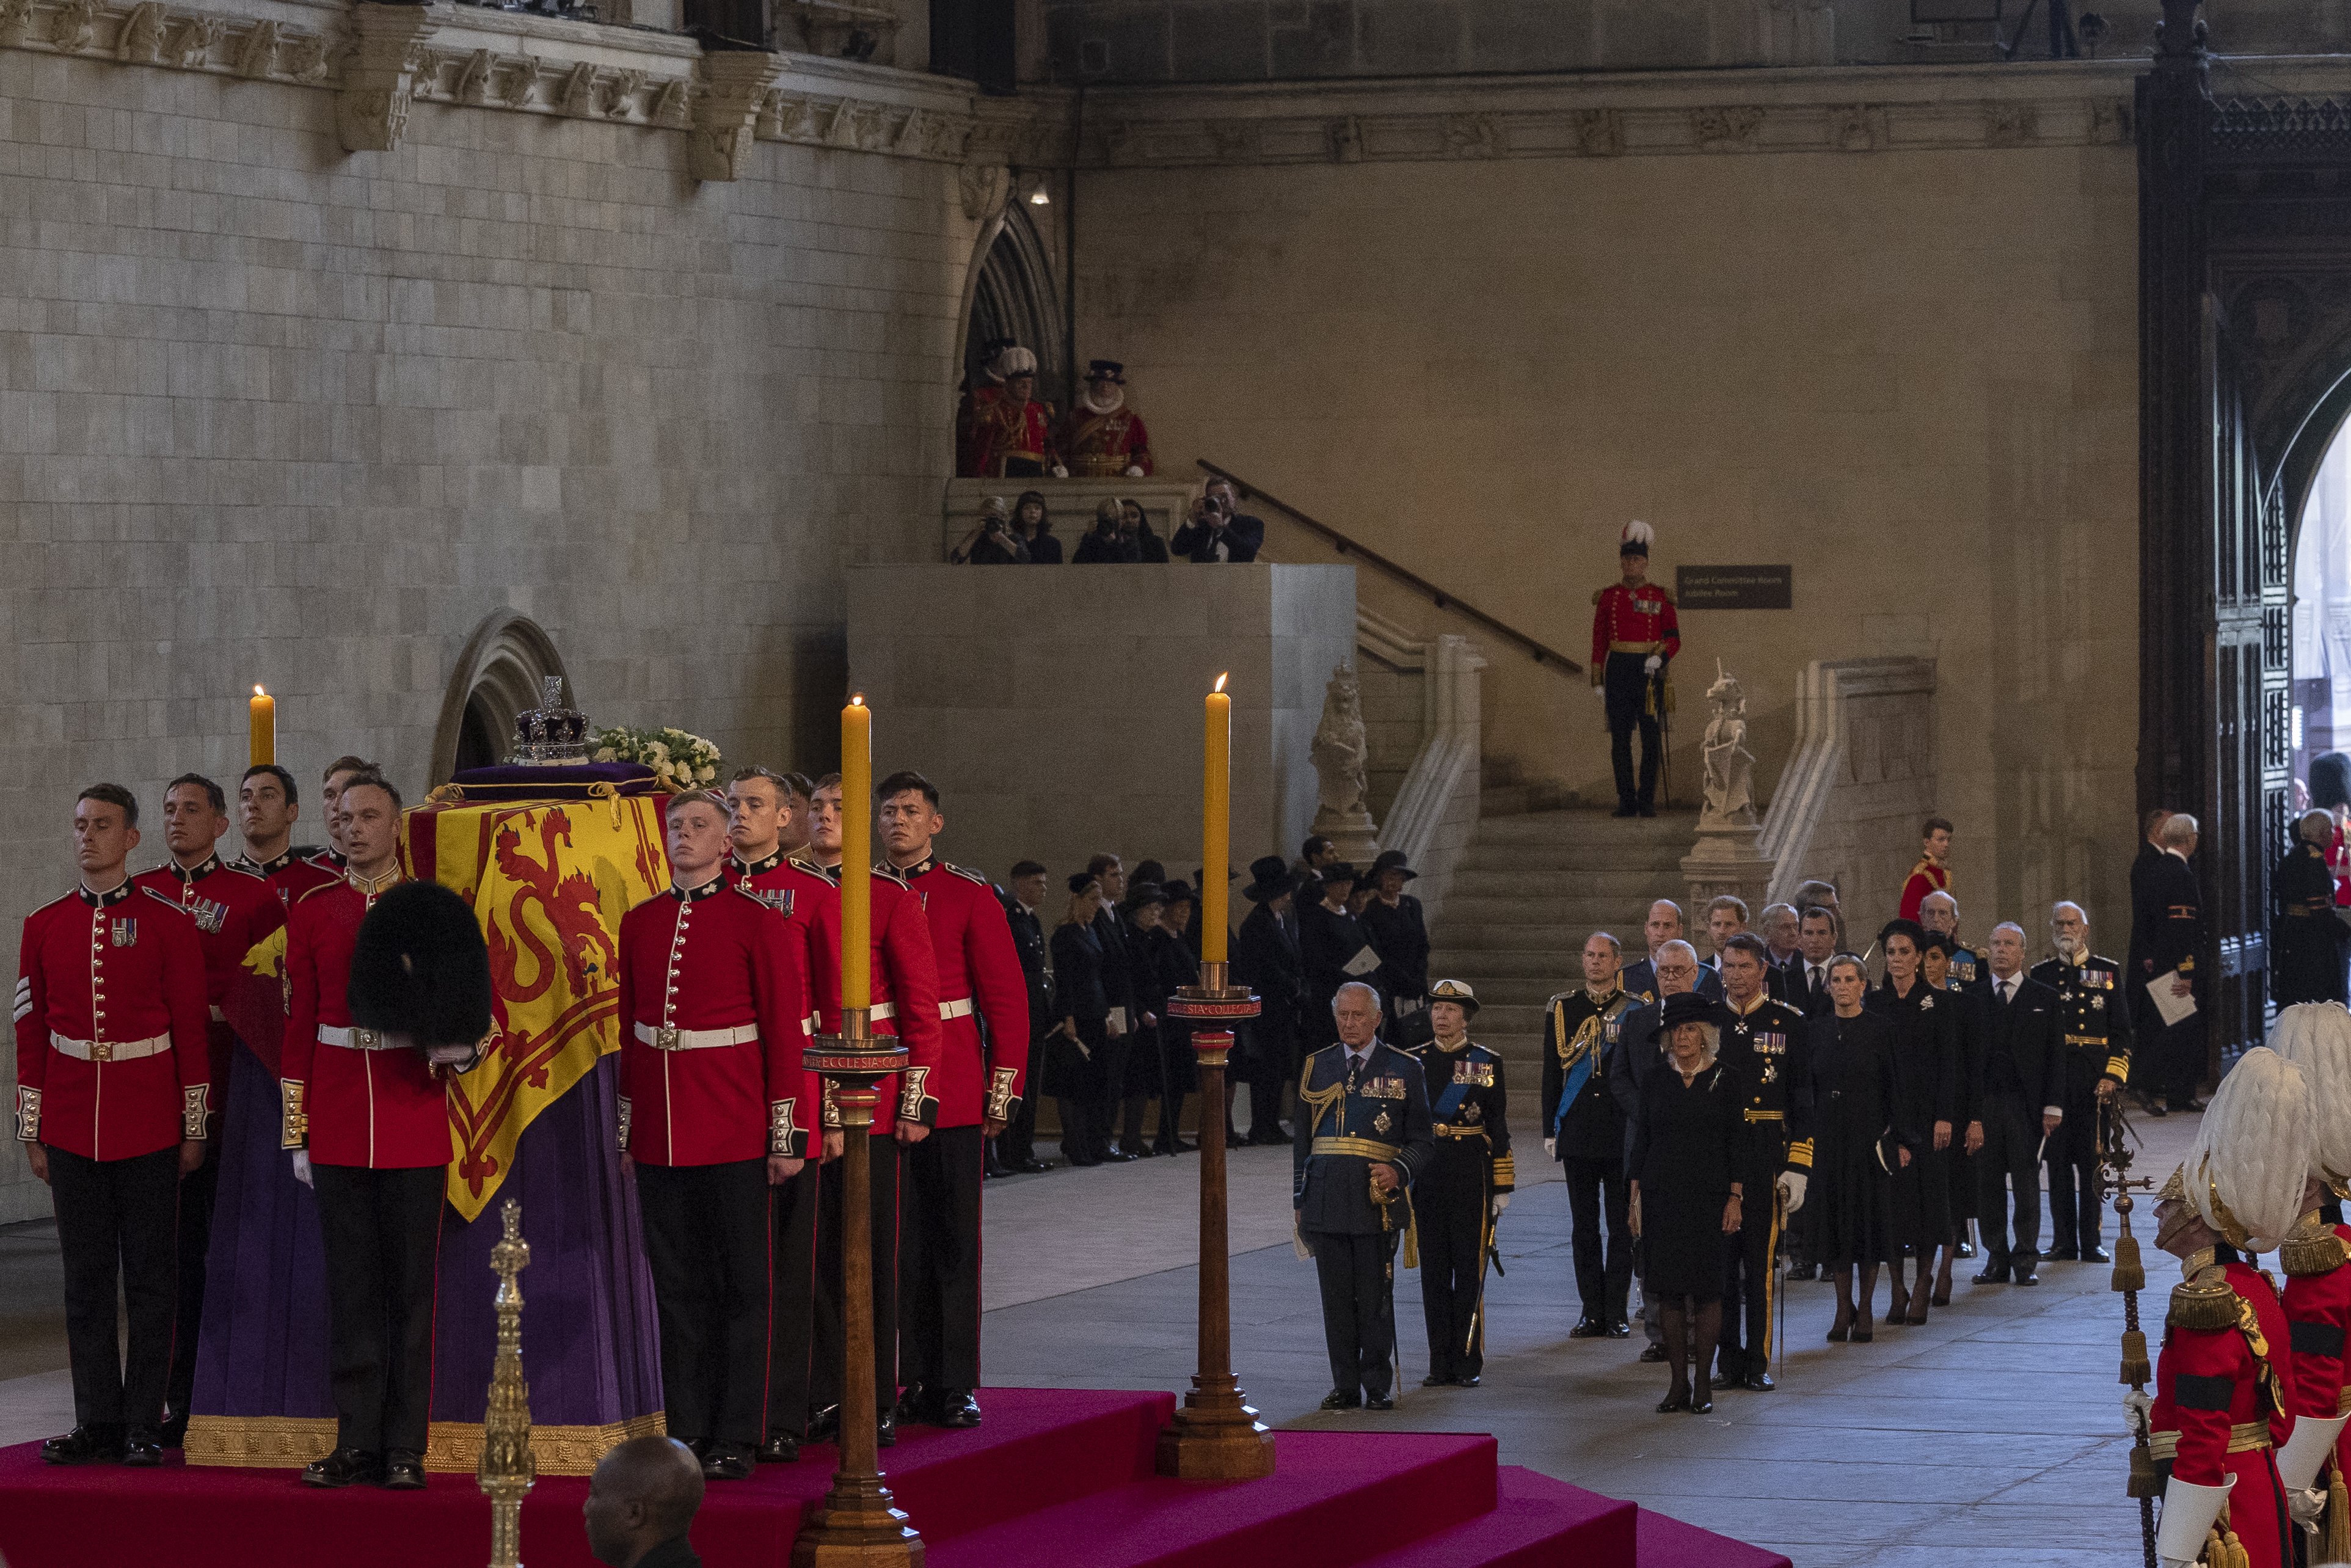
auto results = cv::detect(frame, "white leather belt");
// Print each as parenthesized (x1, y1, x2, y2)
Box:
(870, 1002, 895, 1023)
(939, 997, 975, 1021)
(804, 1013, 820, 1037)
(50, 1030, 169, 1063)
(319, 1024, 412, 1051)
(634, 1021, 758, 1052)
(209, 1006, 227, 1023)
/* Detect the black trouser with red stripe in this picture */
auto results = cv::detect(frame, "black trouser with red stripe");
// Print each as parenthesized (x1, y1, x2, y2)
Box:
(900, 1125, 985, 1402)
(1717, 1139, 1785, 1378)
(49, 1144, 180, 1432)
(766, 1162, 822, 1439)
(637, 1158, 770, 1448)
(313, 1162, 446, 1454)
(812, 1134, 902, 1421)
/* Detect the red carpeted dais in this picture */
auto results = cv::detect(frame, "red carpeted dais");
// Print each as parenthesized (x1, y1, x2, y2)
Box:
(0, 1389, 1788, 1567)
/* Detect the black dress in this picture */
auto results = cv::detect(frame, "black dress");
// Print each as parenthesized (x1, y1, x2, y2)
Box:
(1024, 530, 1063, 564)
(1232, 903, 1303, 1090)
(1150, 927, 1200, 1096)
(1046, 921, 1107, 1099)
(1630, 1059, 1749, 1299)
(1123, 914, 1173, 1097)
(1942, 981, 1988, 1224)
(1802, 1012, 1907, 1266)
(1870, 977, 1959, 1253)
(2273, 841, 2348, 1006)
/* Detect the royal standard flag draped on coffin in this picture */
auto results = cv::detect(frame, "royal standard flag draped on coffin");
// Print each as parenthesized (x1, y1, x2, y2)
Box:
(409, 792, 670, 1220)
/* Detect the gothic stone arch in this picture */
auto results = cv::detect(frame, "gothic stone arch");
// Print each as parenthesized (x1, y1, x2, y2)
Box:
(432, 611, 572, 784)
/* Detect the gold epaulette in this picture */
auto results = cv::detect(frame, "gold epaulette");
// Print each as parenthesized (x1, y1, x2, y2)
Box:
(2169, 1266, 2240, 1332)
(2282, 1212, 2351, 1278)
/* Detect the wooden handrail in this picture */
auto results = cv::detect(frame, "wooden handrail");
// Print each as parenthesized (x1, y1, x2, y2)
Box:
(1197, 460, 1585, 676)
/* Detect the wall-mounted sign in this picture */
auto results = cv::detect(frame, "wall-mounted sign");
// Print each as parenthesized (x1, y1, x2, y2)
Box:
(1676, 565, 1792, 610)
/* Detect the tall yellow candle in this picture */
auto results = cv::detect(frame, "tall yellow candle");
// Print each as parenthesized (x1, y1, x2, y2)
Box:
(1203, 673, 1230, 964)
(249, 685, 275, 767)
(841, 695, 872, 1012)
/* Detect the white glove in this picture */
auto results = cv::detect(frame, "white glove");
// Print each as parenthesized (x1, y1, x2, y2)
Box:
(2289, 1485, 2328, 1531)
(1644, 654, 1663, 675)
(291, 1149, 314, 1189)
(1776, 1170, 1807, 1216)
(2278, 1412, 2349, 1493)
(1543, 1137, 1557, 1159)
(2156, 1475, 2235, 1566)
(1591, 684, 1606, 702)
(2122, 1388, 2152, 1439)
(1124, 465, 1145, 478)
(1050, 464, 1068, 478)
(1492, 1192, 1512, 1214)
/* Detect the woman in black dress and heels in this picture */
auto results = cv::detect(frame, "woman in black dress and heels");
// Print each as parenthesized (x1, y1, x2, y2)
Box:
(1869, 919, 1960, 1326)
(1048, 875, 1111, 1166)
(1629, 992, 1751, 1414)
(1922, 933, 1985, 1307)
(1805, 956, 1910, 1342)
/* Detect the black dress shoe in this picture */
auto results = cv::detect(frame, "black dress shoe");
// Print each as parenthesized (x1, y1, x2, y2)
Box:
(2085, 1245, 2112, 1263)
(1744, 1369, 1775, 1392)
(1567, 1316, 1607, 1338)
(701, 1442, 755, 1481)
(120, 1429, 164, 1468)
(1420, 1373, 1451, 1387)
(1608, 1319, 1632, 1338)
(1363, 1394, 1394, 1411)
(2138, 1095, 2168, 1118)
(158, 1412, 189, 1449)
(1785, 1263, 1818, 1282)
(758, 1434, 800, 1462)
(894, 1383, 938, 1426)
(1104, 1147, 1139, 1163)
(936, 1390, 982, 1428)
(1613, 803, 1639, 819)
(1955, 1241, 1976, 1260)
(1453, 1374, 1480, 1388)
(876, 1413, 897, 1448)
(1688, 1391, 1713, 1413)
(1655, 1389, 1689, 1412)
(1016, 1158, 1053, 1173)
(302, 1446, 384, 1488)
(1065, 1151, 1104, 1168)
(381, 1449, 428, 1490)
(1639, 1344, 1668, 1363)
(2044, 1247, 2079, 1262)
(2172, 1098, 2206, 1115)
(2014, 1269, 2041, 1286)
(1132, 1142, 1162, 1158)
(1319, 1389, 1361, 1410)
(42, 1426, 125, 1466)
(1972, 1264, 2010, 1285)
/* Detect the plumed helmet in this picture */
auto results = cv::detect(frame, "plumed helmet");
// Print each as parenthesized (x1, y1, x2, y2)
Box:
(990, 344, 1038, 379)
(1619, 520, 1654, 558)
(2269, 1002, 2351, 1193)
(2314, 751, 2351, 813)
(347, 880, 495, 1052)
(2178, 1046, 2314, 1250)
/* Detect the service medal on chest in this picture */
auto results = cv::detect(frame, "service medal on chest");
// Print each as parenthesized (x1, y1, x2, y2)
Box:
(111, 916, 137, 947)
(1373, 1109, 1393, 1136)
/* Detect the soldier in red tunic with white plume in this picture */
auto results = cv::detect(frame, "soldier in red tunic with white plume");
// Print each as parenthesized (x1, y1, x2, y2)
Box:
(2146, 1047, 2313, 1568)
(2265, 1003, 2351, 1550)
(956, 339, 1063, 480)
(1589, 521, 1679, 819)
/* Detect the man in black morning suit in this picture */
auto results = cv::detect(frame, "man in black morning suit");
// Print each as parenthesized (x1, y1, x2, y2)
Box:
(1294, 981, 1434, 1410)
(1969, 922, 2065, 1286)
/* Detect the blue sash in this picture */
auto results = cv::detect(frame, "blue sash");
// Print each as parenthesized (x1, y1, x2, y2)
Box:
(1551, 996, 1623, 1139)
(1432, 1059, 1476, 1122)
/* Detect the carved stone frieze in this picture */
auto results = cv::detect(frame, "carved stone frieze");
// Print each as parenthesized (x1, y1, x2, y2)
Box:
(336, 2, 438, 153)
(689, 48, 784, 181)
(1693, 104, 1765, 148)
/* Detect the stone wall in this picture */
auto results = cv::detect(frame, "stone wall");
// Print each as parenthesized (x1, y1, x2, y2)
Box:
(0, 27, 1030, 1221)
(843, 562, 1357, 896)
(1068, 62, 2151, 980)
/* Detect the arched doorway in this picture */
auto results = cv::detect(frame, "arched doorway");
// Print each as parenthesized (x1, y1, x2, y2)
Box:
(2294, 421, 2351, 782)
(432, 612, 572, 784)
(963, 199, 1066, 412)
(2140, 9, 2351, 1060)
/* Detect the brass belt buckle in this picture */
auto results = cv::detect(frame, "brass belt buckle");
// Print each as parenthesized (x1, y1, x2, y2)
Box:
(657, 1026, 680, 1051)
(91, 1040, 112, 1063)
(356, 1029, 379, 1049)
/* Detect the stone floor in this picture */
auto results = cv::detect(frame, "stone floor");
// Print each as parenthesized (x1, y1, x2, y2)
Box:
(0, 1114, 2189, 1567)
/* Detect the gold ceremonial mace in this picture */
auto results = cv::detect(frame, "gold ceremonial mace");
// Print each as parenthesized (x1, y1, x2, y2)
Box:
(480, 1197, 536, 1568)
(794, 695, 924, 1566)
(1156, 675, 1275, 1481)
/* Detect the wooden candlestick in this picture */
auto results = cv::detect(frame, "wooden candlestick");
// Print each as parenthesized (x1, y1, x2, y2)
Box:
(1156, 961, 1274, 1480)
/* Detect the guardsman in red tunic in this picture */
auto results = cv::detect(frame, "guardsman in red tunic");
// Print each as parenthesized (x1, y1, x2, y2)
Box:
(302, 754, 377, 873)
(878, 770, 1030, 1431)
(724, 765, 832, 1463)
(2268, 1004, 2351, 1539)
(16, 784, 211, 1467)
(955, 341, 1063, 480)
(1588, 521, 1679, 819)
(280, 776, 452, 1491)
(2145, 1049, 2310, 1568)
(229, 763, 344, 908)
(1898, 817, 1954, 924)
(1055, 360, 1153, 477)
(619, 789, 813, 1482)
(801, 771, 944, 1448)
(130, 772, 287, 1445)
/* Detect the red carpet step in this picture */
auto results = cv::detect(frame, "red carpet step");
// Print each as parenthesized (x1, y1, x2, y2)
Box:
(0, 1388, 1788, 1568)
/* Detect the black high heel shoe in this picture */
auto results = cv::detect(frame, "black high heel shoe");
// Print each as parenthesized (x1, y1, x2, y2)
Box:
(1656, 1385, 1691, 1414)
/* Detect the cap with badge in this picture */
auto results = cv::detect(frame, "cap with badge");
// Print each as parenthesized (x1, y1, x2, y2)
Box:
(1428, 978, 1480, 1018)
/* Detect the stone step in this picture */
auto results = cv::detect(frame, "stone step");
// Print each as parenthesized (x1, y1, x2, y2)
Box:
(1431, 949, 1586, 980)
(1447, 867, 1682, 900)
(1437, 922, 1632, 950)
(1453, 842, 1699, 873)
(1472, 811, 1698, 847)
(1442, 895, 1662, 926)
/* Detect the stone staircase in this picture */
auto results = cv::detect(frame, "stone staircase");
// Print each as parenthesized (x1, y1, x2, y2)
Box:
(1427, 807, 1700, 1085)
